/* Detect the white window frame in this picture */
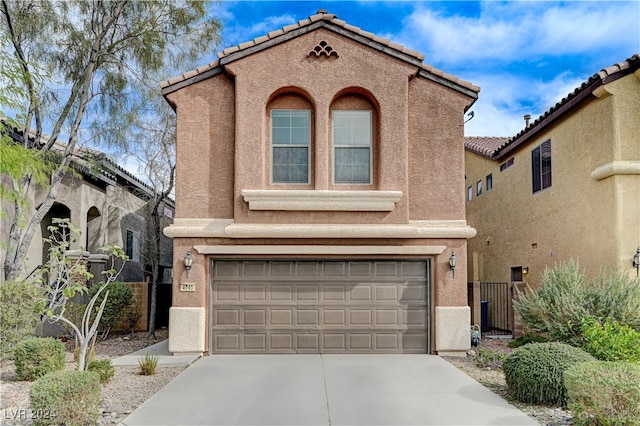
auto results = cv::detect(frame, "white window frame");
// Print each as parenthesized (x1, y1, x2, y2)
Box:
(332, 110, 372, 185)
(271, 109, 311, 184)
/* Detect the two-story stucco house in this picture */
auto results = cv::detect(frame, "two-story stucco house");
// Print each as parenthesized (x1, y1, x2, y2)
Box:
(162, 11, 479, 356)
(465, 54, 640, 292)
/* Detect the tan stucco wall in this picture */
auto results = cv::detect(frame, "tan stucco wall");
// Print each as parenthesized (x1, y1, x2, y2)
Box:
(466, 72, 640, 287)
(0, 171, 150, 281)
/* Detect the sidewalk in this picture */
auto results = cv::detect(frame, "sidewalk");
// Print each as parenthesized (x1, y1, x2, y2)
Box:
(111, 339, 200, 367)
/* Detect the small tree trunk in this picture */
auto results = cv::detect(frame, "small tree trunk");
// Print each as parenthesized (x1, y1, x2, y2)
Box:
(77, 338, 88, 371)
(148, 268, 158, 338)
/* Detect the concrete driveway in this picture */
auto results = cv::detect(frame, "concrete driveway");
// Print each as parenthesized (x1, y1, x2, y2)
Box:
(120, 355, 537, 426)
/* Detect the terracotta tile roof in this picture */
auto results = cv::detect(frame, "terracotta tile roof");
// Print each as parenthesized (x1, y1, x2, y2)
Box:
(493, 53, 640, 160)
(160, 11, 479, 96)
(464, 136, 510, 158)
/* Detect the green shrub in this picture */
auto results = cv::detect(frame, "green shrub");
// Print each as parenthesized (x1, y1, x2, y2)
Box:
(139, 352, 159, 375)
(87, 358, 115, 383)
(88, 281, 135, 338)
(0, 280, 46, 358)
(30, 370, 100, 426)
(508, 333, 549, 348)
(13, 337, 66, 381)
(514, 260, 640, 344)
(473, 348, 506, 370)
(503, 342, 595, 406)
(565, 361, 640, 425)
(581, 317, 640, 363)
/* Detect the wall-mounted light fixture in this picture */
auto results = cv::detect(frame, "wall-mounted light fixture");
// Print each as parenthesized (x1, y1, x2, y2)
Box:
(522, 266, 529, 275)
(633, 247, 640, 277)
(184, 250, 193, 278)
(449, 250, 457, 278)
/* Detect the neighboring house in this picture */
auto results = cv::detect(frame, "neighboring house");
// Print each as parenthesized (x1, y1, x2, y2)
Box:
(465, 54, 640, 291)
(162, 11, 479, 356)
(0, 129, 175, 329)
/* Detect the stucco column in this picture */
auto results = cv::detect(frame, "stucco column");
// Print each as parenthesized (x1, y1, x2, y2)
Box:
(168, 239, 207, 355)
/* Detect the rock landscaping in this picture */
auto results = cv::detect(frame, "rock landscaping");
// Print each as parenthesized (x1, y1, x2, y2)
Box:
(1, 330, 576, 425)
(0, 329, 185, 425)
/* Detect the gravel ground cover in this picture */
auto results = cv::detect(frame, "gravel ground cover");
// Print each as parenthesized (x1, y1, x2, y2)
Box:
(444, 337, 574, 425)
(1, 329, 185, 425)
(1, 332, 573, 425)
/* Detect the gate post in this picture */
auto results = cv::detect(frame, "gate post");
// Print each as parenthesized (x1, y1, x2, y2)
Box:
(472, 281, 481, 326)
(511, 282, 526, 339)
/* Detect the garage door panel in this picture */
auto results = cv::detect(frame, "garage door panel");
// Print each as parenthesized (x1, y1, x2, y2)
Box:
(270, 309, 293, 325)
(323, 309, 346, 325)
(297, 309, 320, 325)
(349, 309, 372, 325)
(376, 334, 399, 350)
(216, 309, 240, 325)
(323, 334, 346, 350)
(211, 260, 430, 354)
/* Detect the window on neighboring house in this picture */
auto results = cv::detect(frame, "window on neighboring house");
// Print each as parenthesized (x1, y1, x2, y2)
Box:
(511, 266, 524, 282)
(486, 173, 493, 191)
(532, 140, 552, 193)
(476, 180, 483, 196)
(467, 186, 473, 202)
(271, 110, 310, 183)
(125, 229, 140, 263)
(500, 157, 514, 171)
(333, 110, 372, 184)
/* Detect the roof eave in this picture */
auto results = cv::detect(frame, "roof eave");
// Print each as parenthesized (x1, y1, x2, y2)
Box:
(160, 19, 474, 98)
(494, 78, 601, 161)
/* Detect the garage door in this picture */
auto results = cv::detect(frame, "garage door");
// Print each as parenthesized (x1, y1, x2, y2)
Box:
(211, 260, 430, 354)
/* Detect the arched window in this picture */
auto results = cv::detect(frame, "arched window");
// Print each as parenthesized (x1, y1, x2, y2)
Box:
(267, 91, 314, 185)
(331, 92, 377, 186)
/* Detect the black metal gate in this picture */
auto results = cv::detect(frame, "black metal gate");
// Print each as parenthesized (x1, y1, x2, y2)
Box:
(479, 282, 512, 335)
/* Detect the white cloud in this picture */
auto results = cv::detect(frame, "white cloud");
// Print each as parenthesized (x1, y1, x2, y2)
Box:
(400, 2, 639, 65)
(462, 69, 586, 137)
(219, 12, 297, 47)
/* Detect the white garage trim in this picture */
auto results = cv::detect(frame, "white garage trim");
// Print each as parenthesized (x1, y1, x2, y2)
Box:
(194, 245, 446, 255)
(165, 218, 476, 239)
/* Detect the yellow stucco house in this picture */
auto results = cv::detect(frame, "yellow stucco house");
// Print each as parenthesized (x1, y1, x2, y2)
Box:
(465, 54, 640, 293)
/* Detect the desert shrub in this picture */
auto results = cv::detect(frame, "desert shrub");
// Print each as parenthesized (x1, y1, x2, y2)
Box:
(473, 348, 506, 370)
(514, 260, 640, 344)
(0, 280, 46, 358)
(503, 342, 595, 406)
(88, 281, 135, 338)
(580, 317, 640, 363)
(30, 370, 100, 426)
(139, 352, 159, 375)
(13, 337, 66, 381)
(508, 333, 549, 348)
(565, 361, 640, 425)
(87, 358, 115, 383)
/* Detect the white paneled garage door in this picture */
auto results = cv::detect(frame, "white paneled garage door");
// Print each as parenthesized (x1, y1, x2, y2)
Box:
(210, 260, 430, 354)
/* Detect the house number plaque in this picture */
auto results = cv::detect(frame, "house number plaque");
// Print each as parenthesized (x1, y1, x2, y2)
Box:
(179, 283, 195, 292)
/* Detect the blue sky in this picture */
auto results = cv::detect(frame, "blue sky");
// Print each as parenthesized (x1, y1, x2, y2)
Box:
(203, 0, 640, 137)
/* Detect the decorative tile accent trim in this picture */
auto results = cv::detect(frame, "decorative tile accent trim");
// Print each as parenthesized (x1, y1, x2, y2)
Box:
(308, 40, 339, 58)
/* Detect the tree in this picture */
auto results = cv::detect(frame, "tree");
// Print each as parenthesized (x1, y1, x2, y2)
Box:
(0, 0, 220, 281)
(134, 95, 175, 338)
(39, 218, 126, 371)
